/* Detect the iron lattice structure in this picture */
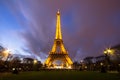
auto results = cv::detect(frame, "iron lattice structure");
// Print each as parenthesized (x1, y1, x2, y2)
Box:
(44, 10, 73, 68)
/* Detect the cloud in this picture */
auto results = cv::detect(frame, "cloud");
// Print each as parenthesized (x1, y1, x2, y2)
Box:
(2, 0, 120, 61)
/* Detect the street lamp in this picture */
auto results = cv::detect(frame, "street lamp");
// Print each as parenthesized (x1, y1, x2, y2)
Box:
(104, 48, 115, 71)
(34, 59, 37, 64)
(104, 48, 114, 55)
(2, 49, 10, 61)
(104, 48, 115, 60)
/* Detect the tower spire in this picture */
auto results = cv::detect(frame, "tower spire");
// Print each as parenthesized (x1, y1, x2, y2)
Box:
(55, 10, 62, 39)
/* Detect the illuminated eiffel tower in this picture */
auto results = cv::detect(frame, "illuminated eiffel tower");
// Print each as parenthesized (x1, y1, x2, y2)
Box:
(44, 10, 73, 68)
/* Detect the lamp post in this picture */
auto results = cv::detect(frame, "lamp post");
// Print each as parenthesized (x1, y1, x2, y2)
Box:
(33, 59, 38, 71)
(104, 48, 114, 71)
(2, 49, 11, 71)
(104, 49, 110, 64)
(2, 49, 10, 60)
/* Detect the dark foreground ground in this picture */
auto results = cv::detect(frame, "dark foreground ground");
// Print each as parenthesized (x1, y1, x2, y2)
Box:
(0, 71, 120, 80)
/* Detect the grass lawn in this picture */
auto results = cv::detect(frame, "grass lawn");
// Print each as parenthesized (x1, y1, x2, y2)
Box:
(0, 71, 120, 80)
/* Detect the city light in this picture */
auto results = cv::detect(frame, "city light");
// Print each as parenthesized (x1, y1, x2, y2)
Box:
(1, 49, 10, 60)
(34, 59, 37, 64)
(54, 66, 63, 69)
(100, 62, 103, 66)
(68, 66, 72, 69)
(104, 48, 115, 55)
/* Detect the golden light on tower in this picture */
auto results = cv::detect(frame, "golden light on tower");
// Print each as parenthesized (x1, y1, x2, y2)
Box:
(44, 10, 73, 69)
(55, 10, 62, 39)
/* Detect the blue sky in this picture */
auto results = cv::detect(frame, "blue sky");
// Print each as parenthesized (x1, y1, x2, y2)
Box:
(0, 0, 120, 62)
(0, 1, 27, 58)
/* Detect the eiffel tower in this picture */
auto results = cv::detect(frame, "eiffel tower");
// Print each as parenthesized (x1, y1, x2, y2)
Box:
(44, 10, 73, 68)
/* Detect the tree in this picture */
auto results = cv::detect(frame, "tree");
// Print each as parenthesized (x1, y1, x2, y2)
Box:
(72, 61, 80, 70)
(84, 57, 94, 71)
(0, 45, 5, 60)
(22, 58, 34, 71)
(12, 57, 21, 67)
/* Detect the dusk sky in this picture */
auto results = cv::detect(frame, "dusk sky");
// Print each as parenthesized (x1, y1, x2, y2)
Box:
(0, 0, 120, 62)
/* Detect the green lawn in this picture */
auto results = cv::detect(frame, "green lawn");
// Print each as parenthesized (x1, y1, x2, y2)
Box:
(0, 71, 120, 80)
